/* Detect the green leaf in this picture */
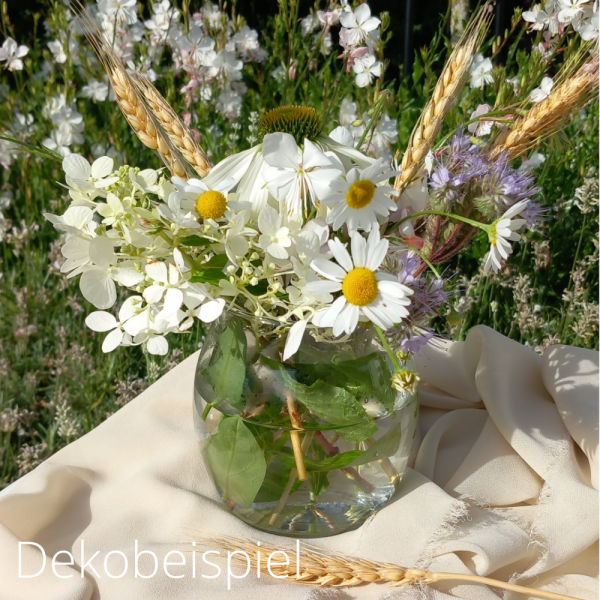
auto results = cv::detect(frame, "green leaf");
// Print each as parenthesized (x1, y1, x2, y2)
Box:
(309, 443, 330, 500)
(202, 253, 228, 269)
(336, 421, 378, 444)
(254, 460, 302, 503)
(277, 447, 364, 473)
(179, 235, 213, 247)
(261, 355, 377, 443)
(294, 352, 395, 412)
(190, 268, 228, 285)
(246, 280, 268, 296)
(189, 253, 229, 284)
(205, 416, 266, 507)
(204, 317, 247, 413)
(348, 421, 402, 468)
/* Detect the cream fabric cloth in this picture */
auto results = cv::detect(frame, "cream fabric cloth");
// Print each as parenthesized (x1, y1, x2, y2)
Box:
(0, 325, 597, 600)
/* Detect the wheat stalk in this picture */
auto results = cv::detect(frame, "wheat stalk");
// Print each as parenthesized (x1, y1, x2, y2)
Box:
(70, 1, 204, 180)
(490, 54, 599, 161)
(394, 4, 493, 195)
(191, 533, 584, 600)
(130, 73, 211, 177)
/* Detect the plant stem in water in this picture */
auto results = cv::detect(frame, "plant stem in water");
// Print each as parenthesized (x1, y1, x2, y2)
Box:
(285, 391, 308, 482)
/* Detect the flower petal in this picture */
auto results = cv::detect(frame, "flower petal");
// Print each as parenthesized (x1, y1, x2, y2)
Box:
(85, 311, 117, 332)
(102, 328, 124, 353)
(311, 258, 346, 281)
(283, 320, 308, 361)
(262, 132, 300, 170)
(147, 335, 169, 356)
(305, 279, 342, 294)
(145, 261, 169, 284)
(327, 238, 353, 272)
(198, 298, 226, 323)
(80, 269, 117, 309)
(91, 156, 114, 179)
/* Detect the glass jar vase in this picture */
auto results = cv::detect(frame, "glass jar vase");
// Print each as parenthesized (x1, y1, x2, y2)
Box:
(194, 313, 418, 538)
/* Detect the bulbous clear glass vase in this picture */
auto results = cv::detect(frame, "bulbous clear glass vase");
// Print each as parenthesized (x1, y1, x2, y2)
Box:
(194, 313, 418, 538)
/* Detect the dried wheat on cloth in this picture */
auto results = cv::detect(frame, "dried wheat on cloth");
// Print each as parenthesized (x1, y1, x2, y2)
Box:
(0, 325, 597, 600)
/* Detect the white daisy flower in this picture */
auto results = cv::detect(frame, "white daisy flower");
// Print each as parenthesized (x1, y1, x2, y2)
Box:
(171, 175, 237, 220)
(339, 4, 381, 46)
(306, 230, 413, 336)
(262, 133, 342, 219)
(322, 158, 398, 233)
(483, 200, 529, 273)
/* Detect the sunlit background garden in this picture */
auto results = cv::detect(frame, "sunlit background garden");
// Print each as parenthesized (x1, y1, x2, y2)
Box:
(0, 0, 598, 489)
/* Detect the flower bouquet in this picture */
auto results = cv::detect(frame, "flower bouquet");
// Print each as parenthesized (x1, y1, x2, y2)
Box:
(42, 1, 598, 537)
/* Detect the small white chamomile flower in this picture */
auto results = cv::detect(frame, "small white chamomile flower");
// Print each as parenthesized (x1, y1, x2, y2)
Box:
(322, 158, 398, 233)
(484, 200, 529, 273)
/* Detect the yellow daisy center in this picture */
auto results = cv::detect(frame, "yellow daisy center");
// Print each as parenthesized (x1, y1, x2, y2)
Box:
(196, 190, 227, 220)
(346, 179, 376, 209)
(342, 267, 378, 306)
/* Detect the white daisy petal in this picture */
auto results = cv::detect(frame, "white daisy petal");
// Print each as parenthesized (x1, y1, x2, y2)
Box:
(311, 259, 346, 281)
(283, 320, 308, 361)
(305, 280, 342, 294)
(327, 238, 353, 272)
(350, 233, 367, 267)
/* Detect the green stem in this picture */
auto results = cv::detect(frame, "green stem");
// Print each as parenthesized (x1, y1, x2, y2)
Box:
(375, 326, 402, 372)
(0, 134, 63, 162)
(202, 400, 220, 421)
(389, 237, 442, 279)
(392, 210, 490, 235)
(357, 93, 387, 150)
(158, 231, 205, 271)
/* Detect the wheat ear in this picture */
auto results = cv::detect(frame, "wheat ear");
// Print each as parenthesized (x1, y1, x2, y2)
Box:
(191, 533, 583, 600)
(490, 54, 599, 161)
(130, 72, 211, 177)
(394, 4, 493, 195)
(71, 1, 200, 180)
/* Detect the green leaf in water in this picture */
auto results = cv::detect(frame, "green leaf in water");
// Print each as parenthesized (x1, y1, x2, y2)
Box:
(254, 460, 302, 503)
(260, 355, 375, 441)
(277, 447, 364, 472)
(348, 421, 403, 467)
(203, 317, 247, 414)
(309, 442, 330, 500)
(205, 416, 266, 507)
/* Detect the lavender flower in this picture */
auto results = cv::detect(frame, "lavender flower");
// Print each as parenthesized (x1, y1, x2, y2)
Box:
(428, 133, 543, 223)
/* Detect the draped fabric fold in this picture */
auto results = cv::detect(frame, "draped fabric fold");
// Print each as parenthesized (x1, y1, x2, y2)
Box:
(0, 325, 597, 599)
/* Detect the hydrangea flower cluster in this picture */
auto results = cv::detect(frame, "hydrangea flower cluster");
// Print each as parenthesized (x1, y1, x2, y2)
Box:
(46, 127, 445, 359)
